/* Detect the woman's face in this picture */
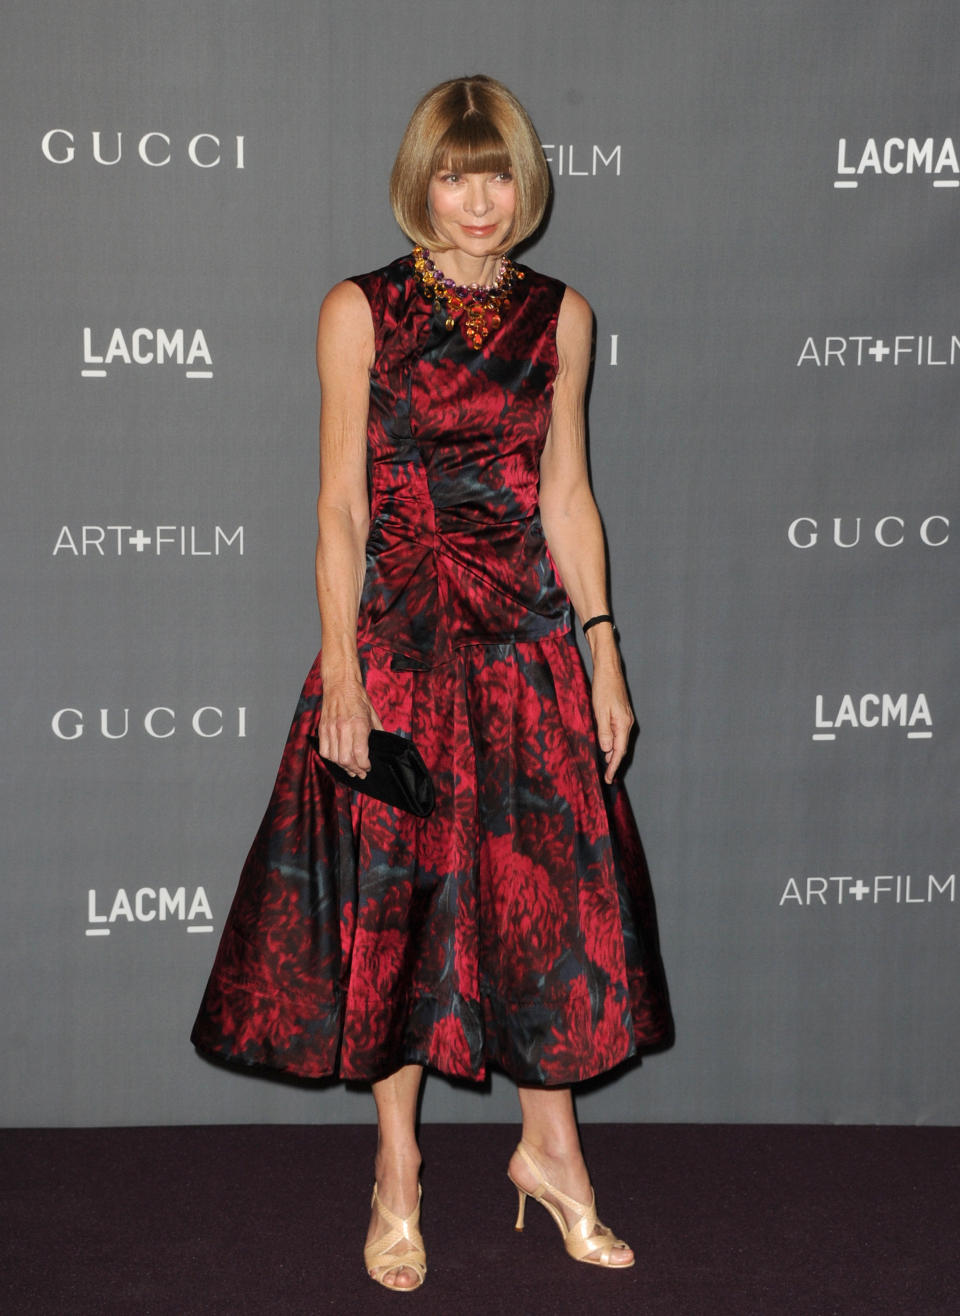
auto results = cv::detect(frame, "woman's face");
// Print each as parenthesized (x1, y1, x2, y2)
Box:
(426, 169, 517, 258)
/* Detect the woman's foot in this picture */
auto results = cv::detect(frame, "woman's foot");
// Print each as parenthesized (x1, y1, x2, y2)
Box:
(507, 1140, 635, 1268)
(364, 1154, 425, 1290)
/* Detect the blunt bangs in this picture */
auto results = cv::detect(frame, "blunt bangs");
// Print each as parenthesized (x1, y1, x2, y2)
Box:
(432, 120, 512, 178)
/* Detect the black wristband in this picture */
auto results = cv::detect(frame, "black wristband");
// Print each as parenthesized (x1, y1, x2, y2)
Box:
(581, 613, 616, 636)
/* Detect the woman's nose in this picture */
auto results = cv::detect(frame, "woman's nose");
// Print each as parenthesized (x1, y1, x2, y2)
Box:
(464, 180, 492, 215)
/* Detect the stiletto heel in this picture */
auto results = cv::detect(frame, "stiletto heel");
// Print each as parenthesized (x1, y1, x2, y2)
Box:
(363, 1181, 427, 1291)
(514, 1185, 528, 1231)
(506, 1141, 635, 1269)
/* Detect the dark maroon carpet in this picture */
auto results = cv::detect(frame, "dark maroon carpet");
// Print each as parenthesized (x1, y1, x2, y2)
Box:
(2, 1124, 957, 1315)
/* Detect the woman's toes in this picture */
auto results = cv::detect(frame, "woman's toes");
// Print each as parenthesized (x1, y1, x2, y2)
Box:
(381, 1265, 418, 1288)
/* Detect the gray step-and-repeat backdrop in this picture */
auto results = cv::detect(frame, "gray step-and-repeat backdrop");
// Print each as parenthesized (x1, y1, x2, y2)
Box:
(3, 2, 958, 1127)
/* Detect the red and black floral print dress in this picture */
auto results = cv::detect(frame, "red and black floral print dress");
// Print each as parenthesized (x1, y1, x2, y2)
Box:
(191, 254, 672, 1085)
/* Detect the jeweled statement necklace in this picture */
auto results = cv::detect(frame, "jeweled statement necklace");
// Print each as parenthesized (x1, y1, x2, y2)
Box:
(412, 245, 522, 349)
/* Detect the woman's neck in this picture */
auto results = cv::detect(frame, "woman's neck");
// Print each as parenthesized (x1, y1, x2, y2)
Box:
(425, 248, 503, 289)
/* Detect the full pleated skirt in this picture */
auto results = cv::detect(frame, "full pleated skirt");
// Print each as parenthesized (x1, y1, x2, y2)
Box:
(191, 630, 672, 1085)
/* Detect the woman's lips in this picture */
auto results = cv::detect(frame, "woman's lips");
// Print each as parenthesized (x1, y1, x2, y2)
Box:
(461, 224, 497, 236)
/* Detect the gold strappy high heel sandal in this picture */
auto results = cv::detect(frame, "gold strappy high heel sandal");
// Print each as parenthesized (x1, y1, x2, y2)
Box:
(363, 1182, 427, 1291)
(507, 1142, 635, 1268)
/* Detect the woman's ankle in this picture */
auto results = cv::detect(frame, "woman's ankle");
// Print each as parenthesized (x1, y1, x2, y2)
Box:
(519, 1132, 583, 1168)
(374, 1146, 422, 1191)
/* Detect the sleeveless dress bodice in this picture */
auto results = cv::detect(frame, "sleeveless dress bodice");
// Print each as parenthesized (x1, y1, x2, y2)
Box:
(351, 255, 571, 668)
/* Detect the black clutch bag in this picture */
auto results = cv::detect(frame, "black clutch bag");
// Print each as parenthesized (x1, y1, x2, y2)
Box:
(307, 730, 436, 818)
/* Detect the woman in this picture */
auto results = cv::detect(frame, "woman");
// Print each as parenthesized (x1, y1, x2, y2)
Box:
(192, 74, 671, 1291)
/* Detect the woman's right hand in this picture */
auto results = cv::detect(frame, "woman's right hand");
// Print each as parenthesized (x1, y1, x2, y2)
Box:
(315, 674, 383, 778)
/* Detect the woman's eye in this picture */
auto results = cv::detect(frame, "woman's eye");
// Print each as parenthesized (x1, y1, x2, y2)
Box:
(496, 172, 513, 182)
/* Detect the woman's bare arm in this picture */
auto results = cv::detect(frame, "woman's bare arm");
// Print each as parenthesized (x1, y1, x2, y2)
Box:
(539, 287, 634, 782)
(313, 280, 382, 777)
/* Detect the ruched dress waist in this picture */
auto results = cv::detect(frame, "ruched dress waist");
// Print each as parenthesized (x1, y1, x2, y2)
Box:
(358, 485, 571, 670)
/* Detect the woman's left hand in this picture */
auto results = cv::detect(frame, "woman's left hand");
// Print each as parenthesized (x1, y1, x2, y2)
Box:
(591, 657, 635, 783)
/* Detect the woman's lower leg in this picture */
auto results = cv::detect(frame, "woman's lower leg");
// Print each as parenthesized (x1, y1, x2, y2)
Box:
(514, 1085, 591, 1201)
(511, 1085, 634, 1266)
(366, 1063, 425, 1288)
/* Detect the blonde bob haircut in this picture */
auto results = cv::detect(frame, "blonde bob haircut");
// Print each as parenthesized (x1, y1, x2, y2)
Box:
(390, 75, 550, 253)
